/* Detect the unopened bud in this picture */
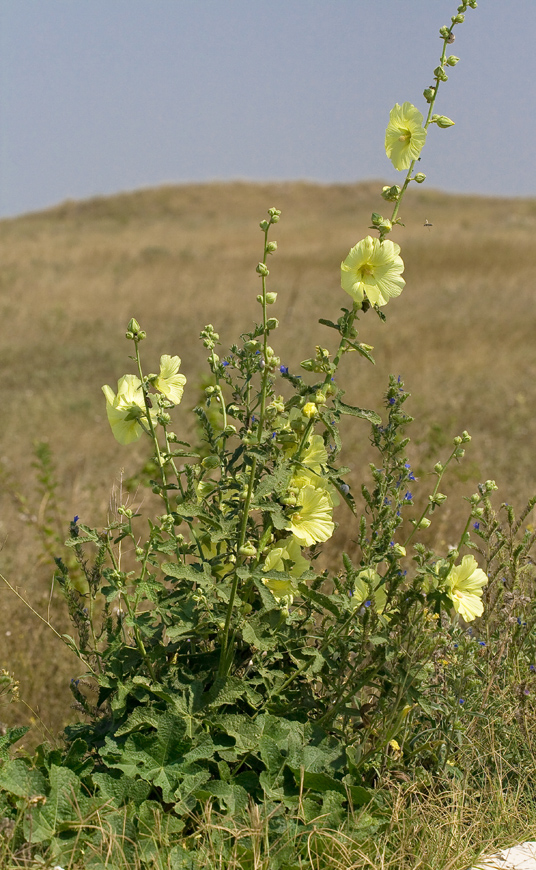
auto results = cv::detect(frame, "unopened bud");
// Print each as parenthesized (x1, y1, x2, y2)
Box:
(439, 25, 450, 37)
(239, 542, 257, 557)
(414, 173, 426, 183)
(423, 87, 435, 103)
(446, 55, 460, 66)
(266, 318, 279, 330)
(432, 114, 455, 128)
(370, 212, 384, 226)
(302, 402, 317, 418)
(434, 66, 449, 82)
(256, 262, 269, 277)
(451, 13, 465, 23)
(265, 292, 277, 304)
(266, 240, 278, 254)
(381, 185, 401, 202)
(259, 219, 270, 231)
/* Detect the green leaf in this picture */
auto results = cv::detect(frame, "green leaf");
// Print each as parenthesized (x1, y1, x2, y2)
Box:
(289, 768, 372, 806)
(333, 398, 381, 425)
(0, 759, 47, 801)
(0, 727, 29, 761)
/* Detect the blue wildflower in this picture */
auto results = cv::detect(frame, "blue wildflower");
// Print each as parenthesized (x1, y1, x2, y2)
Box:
(473, 522, 480, 530)
(280, 365, 289, 374)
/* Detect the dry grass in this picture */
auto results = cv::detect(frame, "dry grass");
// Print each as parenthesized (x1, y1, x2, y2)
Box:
(1, 180, 536, 741)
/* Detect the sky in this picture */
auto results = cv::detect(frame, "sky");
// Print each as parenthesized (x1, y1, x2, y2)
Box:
(0, 0, 533, 219)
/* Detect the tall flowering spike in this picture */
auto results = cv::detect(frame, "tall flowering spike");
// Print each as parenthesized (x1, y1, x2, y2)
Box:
(102, 374, 154, 445)
(385, 102, 427, 170)
(154, 355, 186, 405)
(287, 484, 335, 547)
(446, 555, 488, 622)
(341, 236, 405, 308)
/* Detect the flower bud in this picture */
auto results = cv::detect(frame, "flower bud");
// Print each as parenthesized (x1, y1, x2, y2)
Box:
(429, 493, 447, 506)
(266, 318, 279, 330)
(266, 241, 278, 254)
(370, 212, 384, 226)
(314, 391, 326, 405)
(381, 185, 401, 202)
(239, 542, 257, 557)
(414, 173, 426, 183)
(265, 292, 277, 304)
(416, 517, 431, 529)
(256, 262, 269, 277)
(451, 13, 465, 23)
(439, 25, 450, 37)
(391, 543, 406, 557)
(244, 340, 260, 351)
(467, 0, 477, 8)
(434, 66, 448, 82)
(461, 430, 471, 443)
(302, 402, 317, 418)
(205, 385, 215, 396)
(446, 55, 460, 66)
(434, 462, 444, 474)
(259, 219, 270, 231)
(423, 87, 435, 103)
(432, 114, 455, 128)
(377, 218, 392, 233)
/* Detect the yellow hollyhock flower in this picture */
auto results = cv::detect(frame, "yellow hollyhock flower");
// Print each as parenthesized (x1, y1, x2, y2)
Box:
(385, 101, 427, 171)
(341, 236, 405, 308)
(287, 484, 334, 547)
(445, 555, 488, 621)
(351, 568, 387, 614)
(102, 374, 155, 445)
(154, 354, 186, 405)
(262, 538, 309, 605)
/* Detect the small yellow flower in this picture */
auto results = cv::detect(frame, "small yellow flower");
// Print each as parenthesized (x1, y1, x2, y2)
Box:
(154, 354, 186, 405)
(262, 538, 309, 605)
(341, 236, 405, 308)
(302, 402, 317, 418)
(351, 568, 387, 614)
(102, 374, 155, 445)
(287, 485, 334, 547)
(385, 101, 427, 171)
(446, 555, 488, 622)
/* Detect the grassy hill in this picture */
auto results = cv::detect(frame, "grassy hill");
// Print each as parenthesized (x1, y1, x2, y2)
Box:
(1, 179, 536, 739)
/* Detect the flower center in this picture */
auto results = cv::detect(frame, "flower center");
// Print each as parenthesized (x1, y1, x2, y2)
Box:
(398, 130, 411, 143)
(359, 263, 374, 279)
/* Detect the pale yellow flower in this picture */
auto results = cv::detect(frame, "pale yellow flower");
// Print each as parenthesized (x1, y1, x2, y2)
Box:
(351, 568, 387, 614)
(262, 538, 310, 605)
(154, 355, 186, 405)
(385, 102, 427, 171)
(341, 236, 405, 308)
(446, 555, 488, 622)
(287, 484, 334, 547)
(102, 374, 155, 445)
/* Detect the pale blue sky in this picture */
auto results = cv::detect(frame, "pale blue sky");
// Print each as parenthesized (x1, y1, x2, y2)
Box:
(0, 0, 533, 218)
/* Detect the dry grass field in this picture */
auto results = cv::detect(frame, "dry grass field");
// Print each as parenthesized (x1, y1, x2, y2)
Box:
(1, 180, 536, 743)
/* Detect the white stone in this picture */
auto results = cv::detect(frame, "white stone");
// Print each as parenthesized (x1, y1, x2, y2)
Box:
(470, 842, 536, 870)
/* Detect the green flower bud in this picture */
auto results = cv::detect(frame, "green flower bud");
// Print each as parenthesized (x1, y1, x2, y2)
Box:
(256, 294, 263, 304)
(434, 462, 443, 474)
(315, 390, 326, 405)
(461, 430, 471, 442)
(432, 114, 455, 128)
(205, 385, 215, 396)
(439, 25, 450, 37)
(256, 262, 269, 276)
(265, 292, 278, 304)
(451, 13, 465, 23)
(467, 0, 477, 8)
(381, 184, 401, 202)
(446, 55, 460, 66)
(423, 87, 436, 103)
(414, 173, 426, 183)
(223, 424, 237, 435)
(266, 240, 278, 253)
(370, 212, 384, 226)
(429, 493, 447, 506)
(413, 517, 431, 529)
(377, 218, 392, 233)
(266, 318, 279, 330)
(244, 340, 260, 351)
(259, 219, 270, 231)
(434, 66, 448, 82)
(238, 542, 257, 557)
